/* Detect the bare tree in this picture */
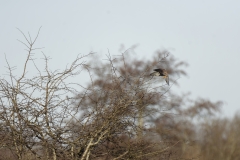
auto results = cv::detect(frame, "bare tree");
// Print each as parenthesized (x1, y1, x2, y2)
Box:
(197, 113, 240, 160)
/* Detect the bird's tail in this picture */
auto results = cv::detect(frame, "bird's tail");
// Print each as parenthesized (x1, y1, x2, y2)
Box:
(165, 76, 169, 85)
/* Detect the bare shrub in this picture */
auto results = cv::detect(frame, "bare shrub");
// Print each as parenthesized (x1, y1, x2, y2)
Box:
(0, 30, 223, 160)
(0, 29, 92, 159)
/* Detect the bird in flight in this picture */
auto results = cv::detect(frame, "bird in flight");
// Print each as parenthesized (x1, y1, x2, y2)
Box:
(150, 68, 169, 85)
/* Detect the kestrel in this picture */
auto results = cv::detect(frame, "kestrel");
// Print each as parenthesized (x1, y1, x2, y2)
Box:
(150, 68, 169, 85)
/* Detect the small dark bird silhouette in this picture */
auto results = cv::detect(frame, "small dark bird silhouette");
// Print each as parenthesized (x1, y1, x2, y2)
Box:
(150, 68, 169, 85)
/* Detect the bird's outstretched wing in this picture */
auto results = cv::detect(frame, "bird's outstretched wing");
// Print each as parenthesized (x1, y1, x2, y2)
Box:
(150, 71, 160, 76)
(154, 69, 164, 74)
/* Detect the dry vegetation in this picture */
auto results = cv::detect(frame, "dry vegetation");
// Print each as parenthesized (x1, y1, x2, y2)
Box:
(0, 30, 239, 160)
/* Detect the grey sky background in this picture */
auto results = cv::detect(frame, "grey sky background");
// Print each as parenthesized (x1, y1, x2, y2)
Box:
(1, 1, 240, 117)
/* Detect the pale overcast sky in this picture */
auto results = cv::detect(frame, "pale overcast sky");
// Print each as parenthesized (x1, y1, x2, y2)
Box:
(1, 1, 240, 117)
